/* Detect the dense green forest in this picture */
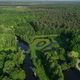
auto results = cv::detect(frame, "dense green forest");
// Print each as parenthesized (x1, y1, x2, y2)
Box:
(0, 3, 80, 80)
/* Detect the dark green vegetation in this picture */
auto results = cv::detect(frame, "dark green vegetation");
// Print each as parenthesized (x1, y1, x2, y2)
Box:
(0, 3, 80, 80)
(0, 26, 25, 80)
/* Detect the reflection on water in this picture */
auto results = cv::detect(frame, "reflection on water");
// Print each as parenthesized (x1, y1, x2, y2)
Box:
(17, 37, 37, 80)
(16, 37, 80, 80)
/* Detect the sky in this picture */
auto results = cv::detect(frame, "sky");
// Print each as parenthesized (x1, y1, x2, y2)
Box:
(0, 0, 80, 1)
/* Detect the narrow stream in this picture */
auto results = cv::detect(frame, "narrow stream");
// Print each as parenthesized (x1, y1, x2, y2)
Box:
(16, 36, 37, 80)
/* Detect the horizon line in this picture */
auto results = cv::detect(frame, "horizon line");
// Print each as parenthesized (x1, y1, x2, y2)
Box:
(0, 0, 80, 2)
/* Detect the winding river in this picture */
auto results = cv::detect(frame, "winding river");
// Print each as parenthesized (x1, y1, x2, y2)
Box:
(16, 37, 37, 80)
(16, 36, 80, 80)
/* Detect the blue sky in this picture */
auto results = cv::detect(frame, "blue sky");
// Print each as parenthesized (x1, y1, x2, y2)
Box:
(0, 0, 80, 1)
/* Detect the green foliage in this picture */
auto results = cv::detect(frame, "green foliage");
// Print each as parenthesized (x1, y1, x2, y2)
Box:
(0, 25, 16, 51)
(68, 51, 79, 58)
(2, 76, 12, 80)
(0, 50, 25, 80)
(0, 4, 80, 80)
(10, 68, 25, 80)
(71, 32, 80, 54)
(0, 53, 6, 69)
(3, 60, 15, 73)
(16, 49, 25, 65)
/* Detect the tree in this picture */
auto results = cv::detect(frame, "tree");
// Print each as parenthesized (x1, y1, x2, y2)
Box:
(68, 51, 79, 58)
(10, 68, 25, 80)
(3, 60, 15, 74)
(0, 50, 25, 80)
(71, 32, 80, 55)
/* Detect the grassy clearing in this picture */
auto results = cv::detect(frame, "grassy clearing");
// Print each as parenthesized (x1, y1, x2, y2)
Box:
(29, 35, 59, 80)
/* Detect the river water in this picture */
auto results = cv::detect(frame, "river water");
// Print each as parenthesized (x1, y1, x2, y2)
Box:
(17, 37, 37, 80)
(64, 68, 80, 80)
(16, 37, 80, 80)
